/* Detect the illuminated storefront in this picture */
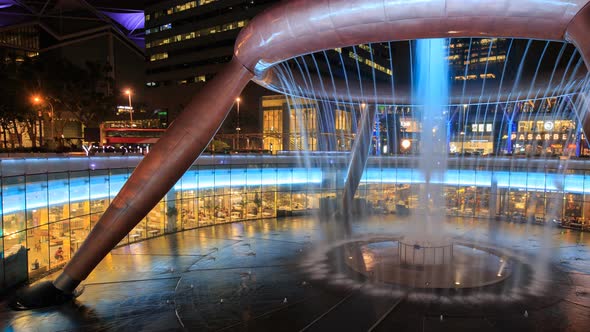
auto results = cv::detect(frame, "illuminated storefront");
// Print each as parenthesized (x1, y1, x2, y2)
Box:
(2, 155, 590, 291)
(260, 95, 585, 156)
(261, 95, 355, 152)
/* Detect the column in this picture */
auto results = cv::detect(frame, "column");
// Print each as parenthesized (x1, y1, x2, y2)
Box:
(15, 58, 253, 309)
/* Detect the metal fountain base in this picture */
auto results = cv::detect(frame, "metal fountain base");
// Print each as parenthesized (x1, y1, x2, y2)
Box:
(341, 237, 511, 289)
(11, 281, 83, 310)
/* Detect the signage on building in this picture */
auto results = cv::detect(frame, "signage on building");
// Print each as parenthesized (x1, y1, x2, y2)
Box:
(543, 121, 554, 131)
(510, 132, 582, 144)
(116, 105, 133, 115)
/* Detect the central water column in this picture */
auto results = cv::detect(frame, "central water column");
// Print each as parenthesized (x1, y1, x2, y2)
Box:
(396, 39, 451, 248)
(414, 38, 449, 219)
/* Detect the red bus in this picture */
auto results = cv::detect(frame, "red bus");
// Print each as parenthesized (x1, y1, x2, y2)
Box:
(100, 121, 166, 145)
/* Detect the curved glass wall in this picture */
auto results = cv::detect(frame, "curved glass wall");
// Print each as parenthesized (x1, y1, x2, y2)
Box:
(2, 155, 590, 291)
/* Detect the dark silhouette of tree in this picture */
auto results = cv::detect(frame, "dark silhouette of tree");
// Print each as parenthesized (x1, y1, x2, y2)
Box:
(0, 54, 116, 150)
(0, 56, 42, 148)
(40, 58, 116, 128)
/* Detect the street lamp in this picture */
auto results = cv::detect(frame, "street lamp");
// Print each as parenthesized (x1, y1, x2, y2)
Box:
(31, 95, 54, 144)
(124, 89, 133, 123)
(236, 97, 241, 150)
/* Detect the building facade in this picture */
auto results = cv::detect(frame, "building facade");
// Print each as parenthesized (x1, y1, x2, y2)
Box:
(260, 95, 356, 153)
(259, 93, 587, 157)
(3, 155, 590, 293)
(0, 1, 146, 149)
(144, 0, 278, 114)
(448, 38, 508, 81)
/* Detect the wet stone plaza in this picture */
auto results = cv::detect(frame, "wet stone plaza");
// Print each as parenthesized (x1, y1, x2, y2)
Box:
(1, 215, 589, 331)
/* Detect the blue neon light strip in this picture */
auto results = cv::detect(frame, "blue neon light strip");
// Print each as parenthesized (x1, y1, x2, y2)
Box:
(1, 168, 323, 214)
(2, 167, 589, 216)
(360, 168, 582, 193)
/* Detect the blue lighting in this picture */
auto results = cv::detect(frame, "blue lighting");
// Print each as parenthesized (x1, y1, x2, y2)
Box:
(1, 168, 323, 215)
(2, 166, 589, 216)
(360, 168, 586, 194)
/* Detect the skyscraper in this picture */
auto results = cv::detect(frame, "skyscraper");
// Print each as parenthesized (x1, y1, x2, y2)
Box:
(144, 0, 278, 115)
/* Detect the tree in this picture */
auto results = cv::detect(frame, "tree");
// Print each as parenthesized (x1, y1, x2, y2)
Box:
(0, 63, 16, 148)
(207, 139, 230, 152)
(41, 58, 115, 128)
(0, 55, 116, 150)
(0, 56, 43, 149)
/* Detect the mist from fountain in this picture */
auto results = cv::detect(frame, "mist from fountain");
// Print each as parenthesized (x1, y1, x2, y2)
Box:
(267, 37, 589, 292)
(407, 38, 450, 242)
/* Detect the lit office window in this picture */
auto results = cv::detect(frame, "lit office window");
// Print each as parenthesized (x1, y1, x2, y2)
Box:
(358, 44, 373, 54)
(335, 109, 351, 132)
(264, 110, 283, 133)
(150, 52, 169, 62)
(146, 20, 249, 49)
(479, 73, 496, 79)
(146, 23, 172, 35)
(472, 123, 493, 133)
(475, 55, 506, 63)
(348, 51, 392, 76)
(147, 1, 218, 24)
(479, 38, 498, 45)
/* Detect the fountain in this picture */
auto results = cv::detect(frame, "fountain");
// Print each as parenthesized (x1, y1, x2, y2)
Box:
(13, 0, 590, 311)
(404, 38, 451, 262)
(269, 37, 587, 292)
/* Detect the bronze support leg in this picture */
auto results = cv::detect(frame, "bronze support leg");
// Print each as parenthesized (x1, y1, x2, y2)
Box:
(342, 105, 377, 216)
(53, 58, 253, 292)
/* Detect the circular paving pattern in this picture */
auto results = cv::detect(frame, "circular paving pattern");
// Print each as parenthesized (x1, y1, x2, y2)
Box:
(300, 231, 574, 308)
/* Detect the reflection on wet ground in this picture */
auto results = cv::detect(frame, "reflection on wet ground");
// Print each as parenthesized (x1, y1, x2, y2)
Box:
(1, 215, 590, 331)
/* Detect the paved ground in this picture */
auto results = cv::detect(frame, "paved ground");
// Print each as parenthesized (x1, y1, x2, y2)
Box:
(1, 215, 589, 331)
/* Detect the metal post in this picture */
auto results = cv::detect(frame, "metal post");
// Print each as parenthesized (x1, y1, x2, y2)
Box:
(236, 98, 240, 150)
(342, 103, 377, 213)
(38, 114, 43, 147)
(128, 93, 133, 123)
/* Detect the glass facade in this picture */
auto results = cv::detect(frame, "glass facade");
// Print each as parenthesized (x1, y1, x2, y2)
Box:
(144, 0, 278, 92)
(0, 26, 39, 51)
(261, 94, 584, 156)
(146, 20, 248, 49)
(356, 164, 590, 226)
(262, 96, 284, 152)
(261, 95, 356, 152)
(0, 156, 322, 291)
(146, 1, 219, 22)
(448, 38, 507, 81)
(2, 156, 590, 291)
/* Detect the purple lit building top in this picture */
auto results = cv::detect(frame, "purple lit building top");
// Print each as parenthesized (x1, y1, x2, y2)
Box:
(0, 1, 145, 46)
(0, 0, 13, 9)
(101, 10, 144, 31)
